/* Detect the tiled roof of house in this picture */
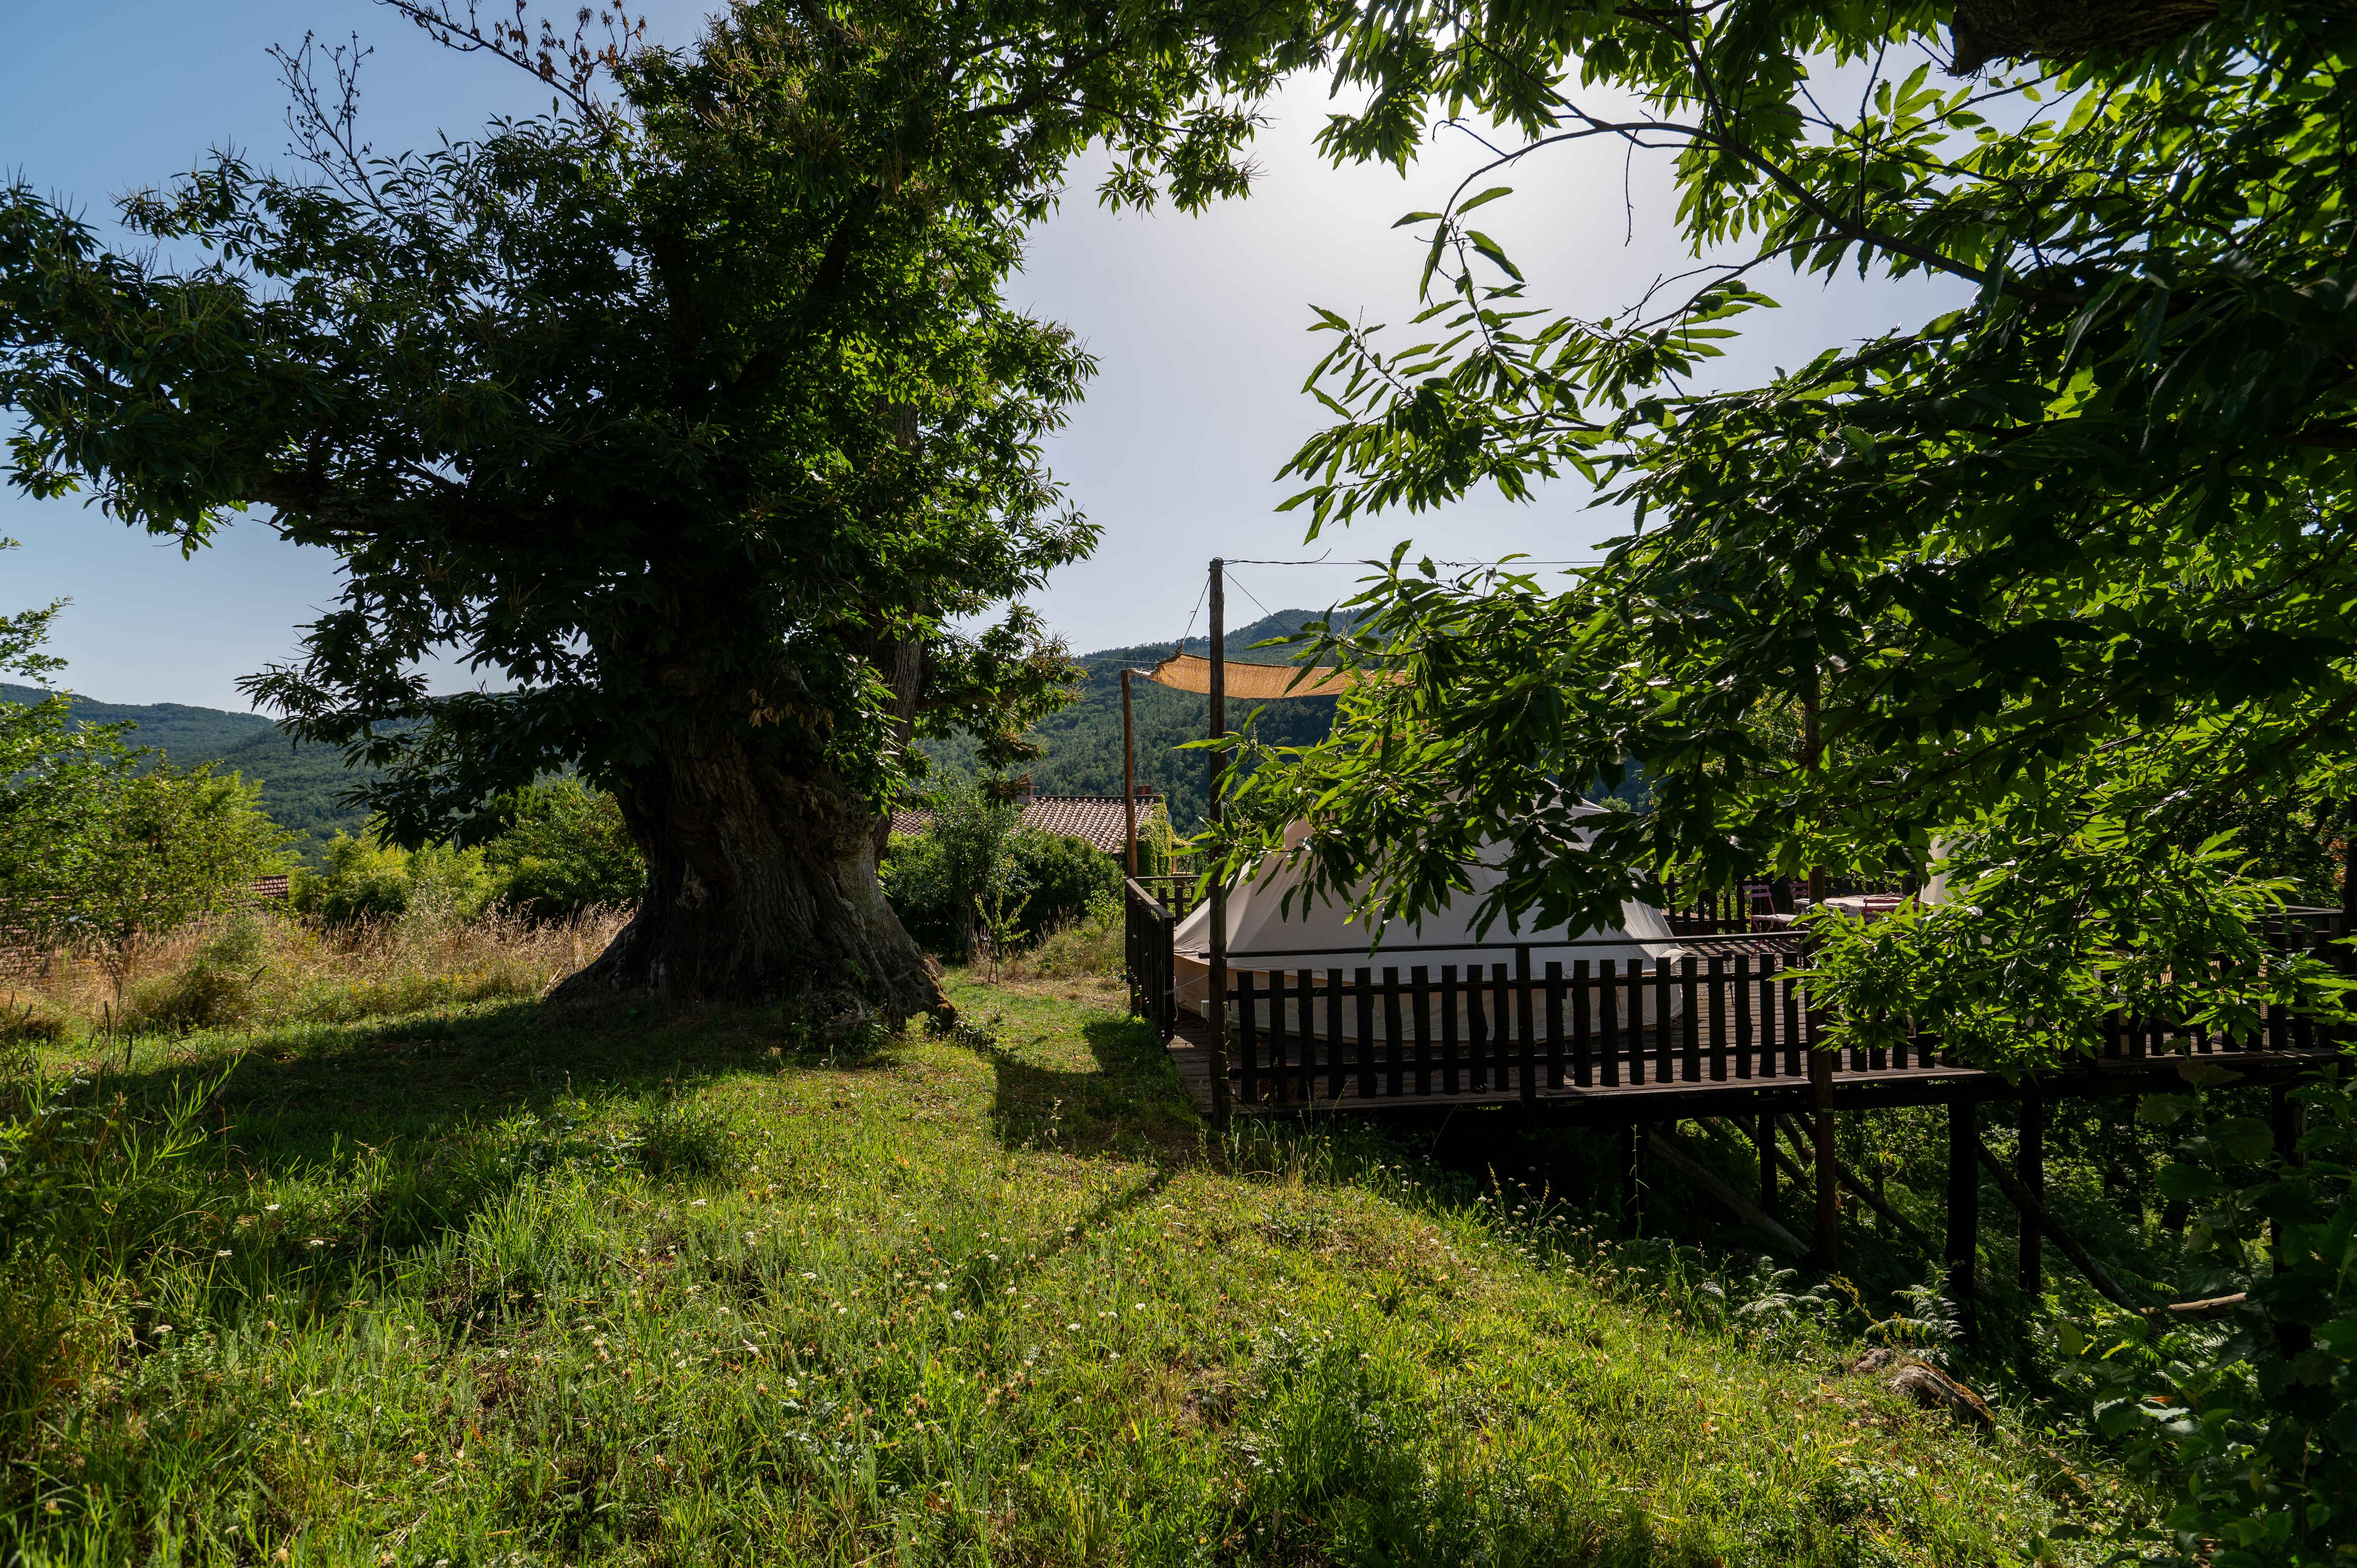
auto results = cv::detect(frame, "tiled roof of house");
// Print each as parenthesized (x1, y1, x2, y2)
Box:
(888, 794, 1160, 855)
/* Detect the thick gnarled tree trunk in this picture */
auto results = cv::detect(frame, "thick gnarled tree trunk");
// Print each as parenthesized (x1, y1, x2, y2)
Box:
(554, 726, 944, 1024)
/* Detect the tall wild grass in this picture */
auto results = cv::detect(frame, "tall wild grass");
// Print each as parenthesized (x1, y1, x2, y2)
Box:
(0, 902, 629, 1044)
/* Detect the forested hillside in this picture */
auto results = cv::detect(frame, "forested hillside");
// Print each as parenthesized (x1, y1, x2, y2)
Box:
(921, 610, 1346, 828)
(1, 683, 379, 847)
(9, 609, 1347, 851)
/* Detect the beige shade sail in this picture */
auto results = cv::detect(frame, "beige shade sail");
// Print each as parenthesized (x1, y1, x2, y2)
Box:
(1141, 651, 1403, 700)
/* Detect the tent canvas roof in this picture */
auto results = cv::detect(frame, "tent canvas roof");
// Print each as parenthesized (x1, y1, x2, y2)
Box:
(1140, 651, 1402, 701)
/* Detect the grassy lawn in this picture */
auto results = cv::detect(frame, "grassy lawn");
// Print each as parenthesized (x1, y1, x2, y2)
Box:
(4, 973, 2129, 1566)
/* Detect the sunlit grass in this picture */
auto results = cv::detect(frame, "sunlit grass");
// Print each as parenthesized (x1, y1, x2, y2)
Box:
(3, 974, 2128, 1565)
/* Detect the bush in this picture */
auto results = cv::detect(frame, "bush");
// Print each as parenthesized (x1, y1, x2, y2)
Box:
(879, 830, 958, 952)
(881, 826, 1119, 961)
(291, 835, 495, 925)
(292, 786, 643, 927)
(290, 835, 416, 923)
(2055, 1074, 2357, 1565)
(480, 779, 645, 918)
(4, 760, 293, 1002)
(1009, 830, 1120, 936)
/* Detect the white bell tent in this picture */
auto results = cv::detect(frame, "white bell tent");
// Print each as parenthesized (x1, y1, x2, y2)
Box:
(1170, 819, 1690, 1029)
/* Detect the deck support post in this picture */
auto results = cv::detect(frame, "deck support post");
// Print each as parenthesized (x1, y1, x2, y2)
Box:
(1809, 1049, 1837, 1268)
(2270, 1083, 2299, 1277)
(1758, 1110, 1777, 1217)
(2018, 1090, 2044, 1295)
(1946, 1099, 1980, 1340)
(2270, 1083, 2312, 1355)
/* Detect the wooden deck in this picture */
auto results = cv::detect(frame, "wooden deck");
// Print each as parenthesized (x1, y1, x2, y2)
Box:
(1127, 878, 2350, 1123)
(1162, 1010, 2341, 1119)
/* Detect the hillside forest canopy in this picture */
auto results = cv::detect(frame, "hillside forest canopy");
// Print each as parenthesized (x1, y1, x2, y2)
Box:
(0, 0, 1338, 1022)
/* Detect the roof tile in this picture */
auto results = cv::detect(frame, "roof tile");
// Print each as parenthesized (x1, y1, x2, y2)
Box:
(887, 795, 1159, 855)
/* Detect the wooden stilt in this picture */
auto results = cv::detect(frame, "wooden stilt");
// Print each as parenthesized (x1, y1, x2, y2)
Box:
(1777, 1113, 1934, 1255)
(2270, 1083, 2296, 1278)
(1974, 1137, 2142, 1313)
(1810, 1049, 1838, 1267)
(1758, 1110, 1777, 1217)
(1648, 1127, 1804, 1255)
(1946, 1100, 1979, 1339)
(2269, 1084, 2312, 1356)
(2018, 1089, 2044, 1294)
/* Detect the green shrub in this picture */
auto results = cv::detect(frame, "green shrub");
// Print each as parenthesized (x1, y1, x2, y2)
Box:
(290, 834, 494, 925)
(290, 835, 413, 922)
(1009, 830, 1119, 936)
(290, 782, 644, 929)
(880, 793, 1121, 961)
(2054, 1075, 2357, 1565)
(880, 831, 959, 953)
(405, 841, 496, 923)
(481, 779, 645, 917)
(882, 828, 1120, 957)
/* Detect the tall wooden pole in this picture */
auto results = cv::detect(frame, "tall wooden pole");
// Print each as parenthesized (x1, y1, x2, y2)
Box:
(1206, 559, 1232, 1124)
(1121, 667, 1138, 878)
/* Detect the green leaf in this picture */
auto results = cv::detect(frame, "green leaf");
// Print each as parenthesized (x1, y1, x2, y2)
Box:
(2213, 1117, 2276, 1163)
(2156, 1162, 2223, 1204)
(1463, 230, 1524, 282)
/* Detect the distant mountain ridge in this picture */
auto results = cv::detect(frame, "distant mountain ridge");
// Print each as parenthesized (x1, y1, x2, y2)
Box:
(0, 683, 379, 847)
(2, 606, 1354, 845)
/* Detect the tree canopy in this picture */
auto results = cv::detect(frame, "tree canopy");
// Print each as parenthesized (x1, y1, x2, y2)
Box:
(0, 0, 1337, 1014)
(1210, 0, 2357, 1065)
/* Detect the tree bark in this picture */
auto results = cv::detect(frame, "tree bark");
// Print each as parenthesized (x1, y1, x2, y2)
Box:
(555, 725, 944, 1022)
(869, 634, 925, 867)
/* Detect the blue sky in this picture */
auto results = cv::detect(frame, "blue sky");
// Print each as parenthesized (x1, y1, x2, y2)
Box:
(4, 2, 1967, 708)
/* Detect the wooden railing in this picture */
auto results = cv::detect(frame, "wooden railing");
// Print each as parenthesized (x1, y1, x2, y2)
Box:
(1222, 942, 1819, 1105)
(1200, 915, 2348, 1107)
(1123, 878, 1180, 1040)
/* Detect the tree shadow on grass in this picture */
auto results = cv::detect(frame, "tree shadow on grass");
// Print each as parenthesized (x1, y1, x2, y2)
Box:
(37, 994, 902, 1313)
(965, 1009, 1203, 1162)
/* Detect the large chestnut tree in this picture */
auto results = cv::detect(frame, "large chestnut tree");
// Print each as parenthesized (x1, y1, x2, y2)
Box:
(0, 0, 1334, 1019)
